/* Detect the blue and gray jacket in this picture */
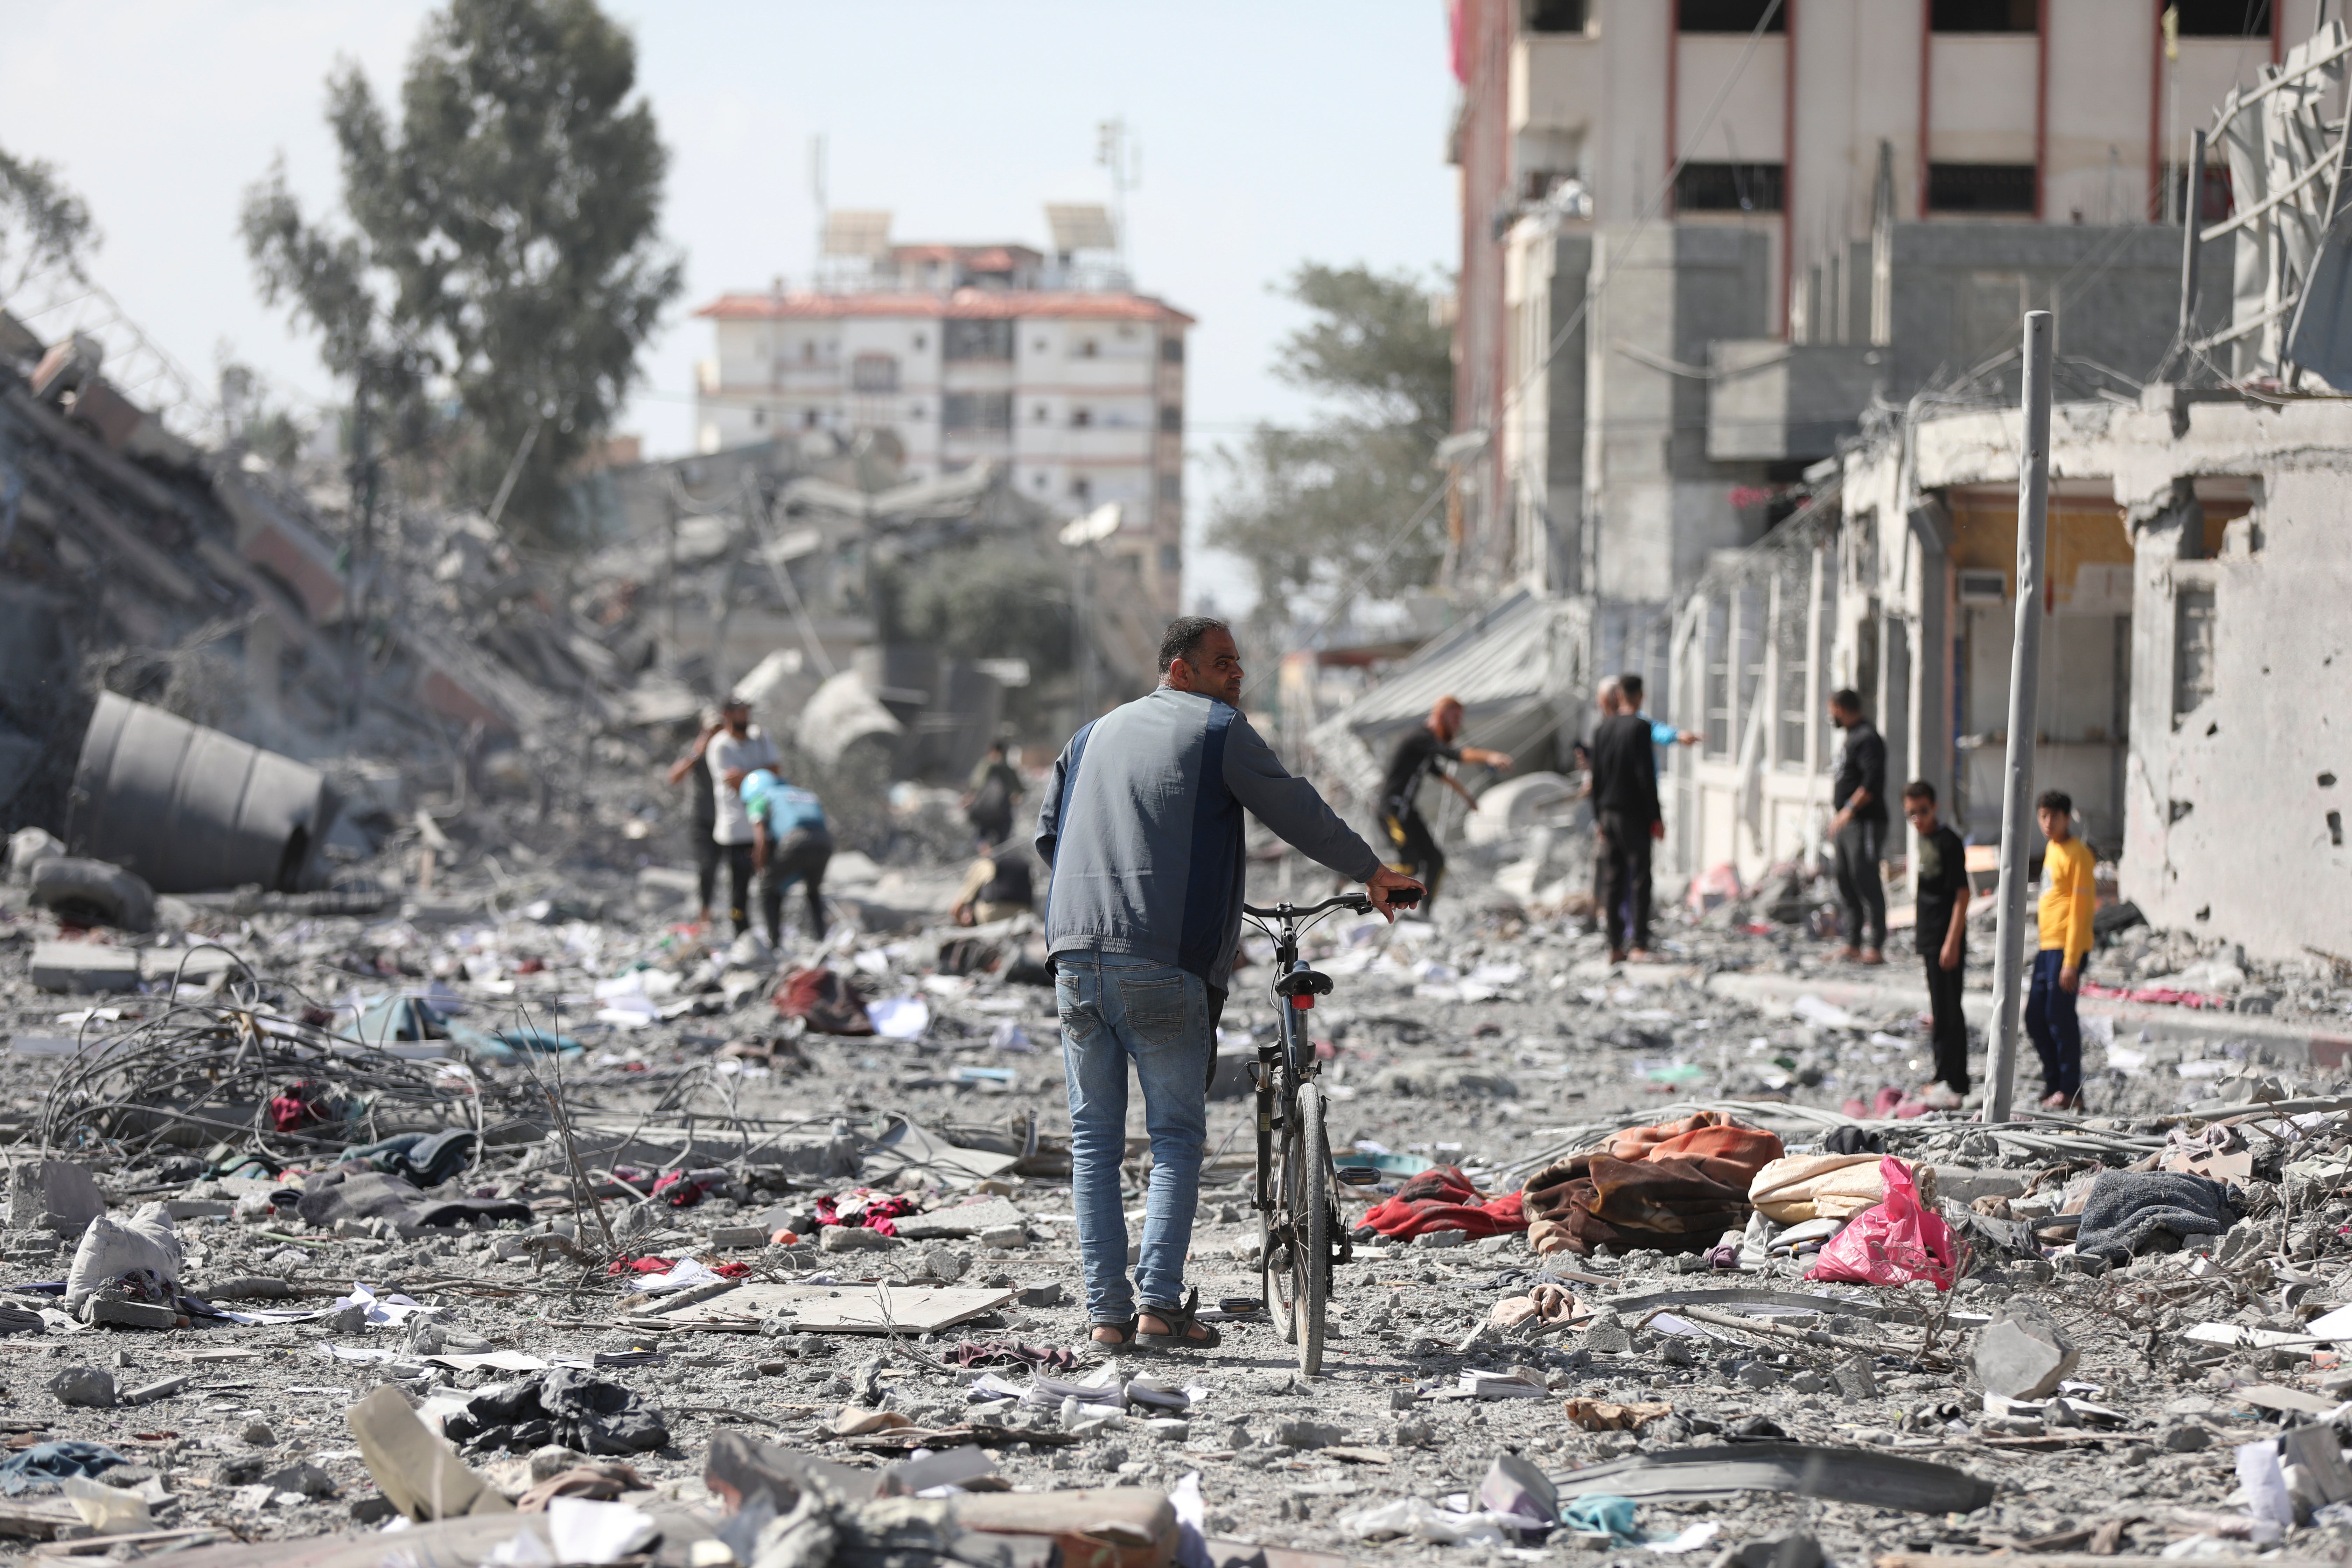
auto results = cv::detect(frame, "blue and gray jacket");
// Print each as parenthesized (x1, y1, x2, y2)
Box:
(1035, 687, 1384, 993)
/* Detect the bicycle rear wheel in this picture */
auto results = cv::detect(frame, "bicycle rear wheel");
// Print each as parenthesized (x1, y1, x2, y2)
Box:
(1292, 1082, 1332, 1375)
(1264, 1113, 1302, 1345)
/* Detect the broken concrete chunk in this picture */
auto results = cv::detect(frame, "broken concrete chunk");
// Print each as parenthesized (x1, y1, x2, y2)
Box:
(1273, 1419, 1346, 1449)
(84, 1298, 178, 1330)
(976, 1224, 1026, 1250)
(10, 1158, 105, 1236)
(29, 857, 157, 933)
(1831, 1355, 1879, 1401)
(28, 942, 141, 995)
(1413, 1227, 1469, 1249)
(1582, 1310, 1633, 1354)
(47, 1366, 115, 1407)
(705, 1225, 768, 1250)
(819, 1225, 900, 1253)
(1973, 1298, 2079, 1400)
(2159, 1422, 2212, 1452)
(346, 1385, 511, 1521)
(891, 1196, 1028, 1240)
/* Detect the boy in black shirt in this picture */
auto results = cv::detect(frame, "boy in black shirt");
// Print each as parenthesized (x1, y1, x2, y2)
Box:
(1902, 779, 1972, 1104)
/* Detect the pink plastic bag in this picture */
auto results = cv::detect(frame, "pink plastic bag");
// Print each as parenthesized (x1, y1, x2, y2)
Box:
(1805, 1157, 1960, 1291)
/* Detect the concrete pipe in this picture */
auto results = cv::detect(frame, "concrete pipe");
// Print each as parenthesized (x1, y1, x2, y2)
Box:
(67, 692, 339, 894)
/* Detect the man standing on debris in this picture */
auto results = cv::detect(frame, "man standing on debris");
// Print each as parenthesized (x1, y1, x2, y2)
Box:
(1827, 689, 1888, 965)
(1590, 673, 1665, 962)
(743, 769, 833, 949)
(1037, 616, 1422, 1350)
(663, 709, 725, 925)
(1903, 780, 1971, 1106)
(705, 697, 780, 941)
(1375, 695, 1512, 907)
(962, 740, 1023, 848)
(2028, 789, 2095, 1111)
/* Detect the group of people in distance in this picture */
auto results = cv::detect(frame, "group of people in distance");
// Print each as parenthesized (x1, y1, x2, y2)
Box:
(659, 617, 2093, 1356)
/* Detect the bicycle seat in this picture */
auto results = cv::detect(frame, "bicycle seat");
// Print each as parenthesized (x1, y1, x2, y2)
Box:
(1275, 971, 1334, 1000)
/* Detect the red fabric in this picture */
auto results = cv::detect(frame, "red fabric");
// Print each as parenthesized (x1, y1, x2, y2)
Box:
(816, 1190, 917, 1236)
(652, 1170, 712, 1208)
(606, 1255, 750, 1279)
(1525, 1112, 1785, 1257)
(2081, 982, 2228, 1010)
(1807, 1157, 1958, 1290)
(1359, 1165, 1528, 1239)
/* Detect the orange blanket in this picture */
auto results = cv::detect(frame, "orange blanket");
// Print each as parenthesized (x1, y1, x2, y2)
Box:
(1523, 1112, 1783, 1257)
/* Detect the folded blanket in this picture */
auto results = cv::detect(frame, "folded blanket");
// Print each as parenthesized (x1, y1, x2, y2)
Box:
(1359, 1165, 1528, 1239)
(1749, 1153, 1930, 1223)
(2074, 1170, 2241, 1265)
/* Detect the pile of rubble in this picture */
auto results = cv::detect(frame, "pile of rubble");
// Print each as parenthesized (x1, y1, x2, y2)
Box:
(0, 770, 2348, 1568)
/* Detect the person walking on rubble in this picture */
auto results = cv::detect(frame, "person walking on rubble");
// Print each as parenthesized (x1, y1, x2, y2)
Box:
(1903, 779, 1972, 1108)
(1589, 673, 1665, 963)
(1582, 677, 1697, 944)
(2028, 788, 2095, 1111)
(1374, 695, 1512, 908)
(742, 769, 833, 950)
(1827, 688, 1889, 965)
(962, 740, 1023, 848)
(664, 708, 726, 925)
(1037, 616, 1423, 1352)
(704, 697, 779, 941)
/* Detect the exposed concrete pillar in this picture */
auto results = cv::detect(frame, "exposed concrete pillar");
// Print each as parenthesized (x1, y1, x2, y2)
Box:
(1908, 502, 1953, 876)
(2120, 476, 2201, 911)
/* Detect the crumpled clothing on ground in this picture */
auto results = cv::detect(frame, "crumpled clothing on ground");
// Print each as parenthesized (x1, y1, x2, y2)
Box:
(2074, 1169, 2243, 1265)
(1489, 1282, 1579, 1327)
(0, 1441, 123, 1494)
(294, 1169, 532, 1231)
(949, 1339, 1083, 1372)
(331, 1130, 478, 1188)
(816, 1190, 917, 1236)
(441, 1368, 669, 1456)
(651, 1169, 714, 1207)
(518, 1460, 645, 1512)
(1522, 1112, 1783, 1257)
(1749, 1153, 1926, 1224)
(773, 967, 875, 1035)
(1358, 1165, 1527, 1239)
(605, 1255, 749, 1280)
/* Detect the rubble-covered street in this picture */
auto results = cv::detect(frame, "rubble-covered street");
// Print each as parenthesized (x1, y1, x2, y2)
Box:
(5, 807, 2352, 1566)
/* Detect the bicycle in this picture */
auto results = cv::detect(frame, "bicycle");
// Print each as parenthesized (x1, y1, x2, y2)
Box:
(1241, 886, 1420, 1375)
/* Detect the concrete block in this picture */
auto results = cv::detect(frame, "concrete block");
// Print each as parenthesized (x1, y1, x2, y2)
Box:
(1413, 1227, 1469, 1250)
(1929, 1166, 2030, 1206)
(29, 942, 140, 995)
(893, 1197, 1028, 1240)
(705, 1225, 768, 1250)
(85, 1297, 177, 1329)
(1831, 1355, 1880, 1401)
(47, 1366, 115, 1406)
(1736, 1360, 1783, 1390)
(163, 1199, 233, 1221)
(977, 1224, 1026, 1250)
(1974, 1300, 2079, 1400)
(1272, 1419, 1345, 1449)
(10, 1158, 104, 1235)
(819, 1224, 900, 1253)
(1017, 1281, 1064, 1307)
(1582, 1310, 1632, 1354)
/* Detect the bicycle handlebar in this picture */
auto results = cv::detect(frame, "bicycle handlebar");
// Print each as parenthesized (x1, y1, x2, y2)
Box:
(1243, 887, 1421, 922)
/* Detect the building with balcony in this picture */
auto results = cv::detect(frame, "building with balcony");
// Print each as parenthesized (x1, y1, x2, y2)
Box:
(1447, 0, 2297, 701)
(692, 229, 1194, 623)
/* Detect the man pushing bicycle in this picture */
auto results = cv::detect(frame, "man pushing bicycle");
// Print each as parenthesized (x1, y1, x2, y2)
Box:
(1035, 617, 1421, 1353)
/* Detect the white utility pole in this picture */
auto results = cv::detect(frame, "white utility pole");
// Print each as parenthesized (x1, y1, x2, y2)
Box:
(1985, 310, 2054, 1124)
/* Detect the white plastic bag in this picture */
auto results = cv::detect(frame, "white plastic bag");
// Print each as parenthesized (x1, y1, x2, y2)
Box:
(63, 1205, 181, 1311)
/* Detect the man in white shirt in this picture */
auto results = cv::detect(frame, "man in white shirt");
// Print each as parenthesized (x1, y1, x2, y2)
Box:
(705, 697, 780, 938)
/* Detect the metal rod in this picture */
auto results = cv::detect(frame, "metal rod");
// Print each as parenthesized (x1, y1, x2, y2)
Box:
(2179, 128, 2207, 343)
(1985, 311, 2054, 1125)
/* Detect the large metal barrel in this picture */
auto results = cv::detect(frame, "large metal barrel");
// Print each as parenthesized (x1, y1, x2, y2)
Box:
(66, 692, 338, 893)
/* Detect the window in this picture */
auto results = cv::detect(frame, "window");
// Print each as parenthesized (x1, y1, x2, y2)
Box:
(850, 354, 899, 393)
(2174, 587, 2218, 722)
(1036, 338, 1050, 353)
(1678, 0, 1784, 31)
(940, 392, 1013, 431)
(1071, 408, 1092, 428)
(753, 407, 766, 427)
(1524, 0, 1589, 32)
(1703, 597, 1731, 757)
(1076, 338, 1100, 359)
(803, 410, 820, 429)
(911, 332, 927, 350)
(1070, 476, 1093, 502)
(1159, 404, 1182, 433)
(1160, 337, 1184, 363)
(1931, 0, 2037, 31)
(1675, 162, 1786, 213)
(1928, 163, 2037, 214)
(1159, 544, 1181, 573)
(943, 320, 1015, 360)
(2174, 162, 2233, 222)
(1158, 474, 1182, 502)
(2173, 0, 2268, 35)
(908, 404, 925, 421)
(1034, 404, 1050, 423)
(801, 341, 817, 364)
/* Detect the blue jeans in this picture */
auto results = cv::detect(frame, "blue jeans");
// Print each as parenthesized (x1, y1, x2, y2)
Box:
(1056, 952, 1212, 1324)
(2025, 948, 2082, 1100)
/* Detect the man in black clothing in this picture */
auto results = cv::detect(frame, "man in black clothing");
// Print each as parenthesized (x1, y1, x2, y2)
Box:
(1376, 695, 1512, 905)
(1827, 688, 1888, 964)
(1589, 673, 1663, 961)
(664, 710, 724, 925)
(1903, 780, 1971, 1104)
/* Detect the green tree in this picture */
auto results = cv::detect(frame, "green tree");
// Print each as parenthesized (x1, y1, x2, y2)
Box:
(0, 145, 98, 297)
(1208, 263, 1454, 635)
(241, 0, 681, 544)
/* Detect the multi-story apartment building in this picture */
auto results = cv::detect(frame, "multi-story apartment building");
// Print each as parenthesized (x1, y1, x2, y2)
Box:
(691, 231, 1194, 622)
(1447, 0, 2301, 676)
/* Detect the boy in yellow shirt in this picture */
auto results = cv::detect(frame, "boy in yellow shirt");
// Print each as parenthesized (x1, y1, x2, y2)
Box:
(2026, 789, 2096, 1110)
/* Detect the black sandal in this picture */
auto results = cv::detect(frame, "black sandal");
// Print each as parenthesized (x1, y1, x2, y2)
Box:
(1090, 1316, 1140, 1353)
(1135, 1287, 1221, 1351)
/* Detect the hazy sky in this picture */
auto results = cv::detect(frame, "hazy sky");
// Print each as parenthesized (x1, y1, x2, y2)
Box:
(0, 1, 1458, 613)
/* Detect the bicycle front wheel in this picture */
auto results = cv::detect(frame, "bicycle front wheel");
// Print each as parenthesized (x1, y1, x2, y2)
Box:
(1292, 1082, 1332, 1376)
